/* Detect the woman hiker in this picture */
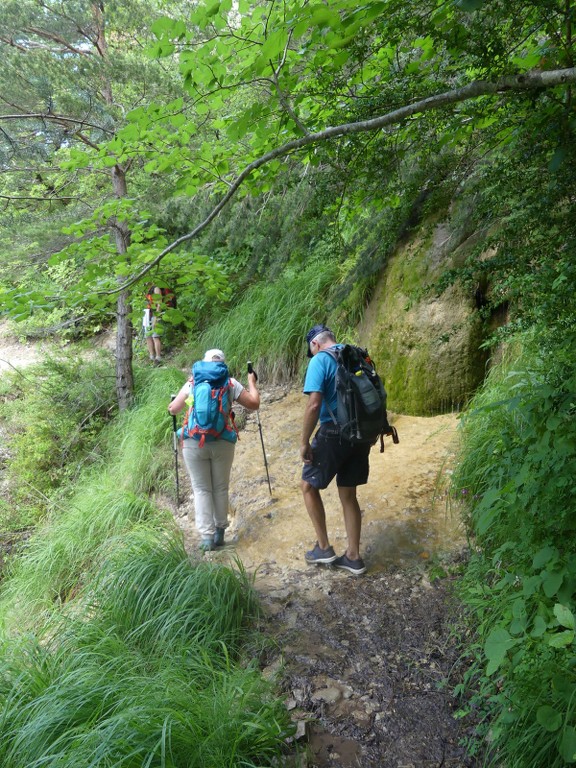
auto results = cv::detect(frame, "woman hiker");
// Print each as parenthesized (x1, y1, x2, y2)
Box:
(168, 349, 260, 551)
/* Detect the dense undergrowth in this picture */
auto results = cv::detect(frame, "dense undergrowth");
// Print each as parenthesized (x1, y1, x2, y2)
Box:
(0, 361, 294, 767)
(452, 337, 576, 766)
(0, 352, 117, 528)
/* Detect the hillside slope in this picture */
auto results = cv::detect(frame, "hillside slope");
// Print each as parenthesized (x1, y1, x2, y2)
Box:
(0, 324, 478, 767)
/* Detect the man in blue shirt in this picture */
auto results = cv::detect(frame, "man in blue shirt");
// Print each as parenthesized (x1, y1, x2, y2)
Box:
(300, 324, 370, 575)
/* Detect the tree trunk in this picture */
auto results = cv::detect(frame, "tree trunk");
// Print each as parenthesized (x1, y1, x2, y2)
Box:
(111, 163, 134, 411)
(115, 288, 134, 411)
(93, 0, 135, 411)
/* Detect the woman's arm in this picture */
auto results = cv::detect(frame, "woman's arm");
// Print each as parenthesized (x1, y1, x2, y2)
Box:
(236, 371, 260, 410)
(168, 380, 190, 415)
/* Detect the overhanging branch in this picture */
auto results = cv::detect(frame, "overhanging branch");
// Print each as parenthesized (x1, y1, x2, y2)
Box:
(0, 112, 114, 135)
(106, 66, 576, 293)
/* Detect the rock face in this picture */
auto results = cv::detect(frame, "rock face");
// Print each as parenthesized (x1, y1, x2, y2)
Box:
(362, 218, 491, 416)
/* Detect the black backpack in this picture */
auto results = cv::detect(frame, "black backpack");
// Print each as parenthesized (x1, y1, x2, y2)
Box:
(322, 345, 399, 452)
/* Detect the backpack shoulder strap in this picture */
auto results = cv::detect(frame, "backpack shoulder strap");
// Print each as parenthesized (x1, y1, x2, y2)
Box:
(317, 347, 341, 426)
(318, 346, 341, 362)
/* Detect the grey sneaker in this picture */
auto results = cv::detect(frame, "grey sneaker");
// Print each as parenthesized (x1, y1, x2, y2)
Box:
(214, 527, 225, 547)
(333, 554, 366, 575)
(305, 542, 337, 564)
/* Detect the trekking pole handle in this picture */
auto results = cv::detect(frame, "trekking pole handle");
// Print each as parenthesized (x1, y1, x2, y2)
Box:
(170, 394, 177, 430)
(247, 361, 258, 382)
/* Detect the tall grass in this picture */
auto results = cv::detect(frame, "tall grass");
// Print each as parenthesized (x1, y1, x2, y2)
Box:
(0, 367, 196, 627)
(196, 258, 341, 381)
(0, 529, 293, 767)
(0, 362, 294, 766)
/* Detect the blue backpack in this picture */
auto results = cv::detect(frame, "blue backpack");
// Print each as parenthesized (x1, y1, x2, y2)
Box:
(180, 361, 238, 446)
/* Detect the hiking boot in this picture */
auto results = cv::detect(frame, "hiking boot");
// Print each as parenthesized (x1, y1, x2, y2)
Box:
(200, 538, 215, 552)
(333, 554, 366, 575)
(214, 527, 225, 547)
(305, 542, 337, 564)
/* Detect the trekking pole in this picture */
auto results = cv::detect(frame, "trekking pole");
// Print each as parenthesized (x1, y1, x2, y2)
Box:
(247, 362, 272, 495)
(170, 394, 180, 506)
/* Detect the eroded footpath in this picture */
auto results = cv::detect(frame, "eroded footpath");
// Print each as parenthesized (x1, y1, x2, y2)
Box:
(173, 386, 479, 767)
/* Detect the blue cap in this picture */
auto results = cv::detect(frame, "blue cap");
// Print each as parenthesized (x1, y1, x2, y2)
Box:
(306, 324, 331, 357)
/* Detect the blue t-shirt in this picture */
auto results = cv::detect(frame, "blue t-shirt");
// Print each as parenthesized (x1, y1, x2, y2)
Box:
(303, 344, 343, 423)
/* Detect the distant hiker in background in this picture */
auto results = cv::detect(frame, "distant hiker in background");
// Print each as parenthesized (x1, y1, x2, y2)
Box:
(300, 324, 371, 576)
(143, 284, 175, 364)
(168, 348, 260, 552)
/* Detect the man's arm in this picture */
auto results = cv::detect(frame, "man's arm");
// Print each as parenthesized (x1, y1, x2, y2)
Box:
(300, 391, 322, 463)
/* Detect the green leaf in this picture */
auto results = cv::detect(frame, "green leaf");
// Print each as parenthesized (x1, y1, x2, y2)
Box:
(554, 604, 576, 630)
(150, 17, 176, 37)
(537, 705, 563, 732)
(533, 546, 557, 569)
(170, 113, 186, 128)
(101, 155, 119, 168)
(523, 574, 542, 597)
(484, 627, 517, 675)
(549, 630, 575, 648)
(531, 615, 548, 638)
(512, 51, 542, 71)
(550, 148, 566, 172)
(310, 6, 341, 29)
(509, 617, 527, 635)
(260, 29, 289, 61)
(476, 490, 502, 533)
(543, 570, 565, 599)
(560, 727, 576, 763)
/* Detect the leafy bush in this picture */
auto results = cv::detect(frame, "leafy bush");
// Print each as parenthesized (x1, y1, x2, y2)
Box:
(0, 352, 117, 525)
(452, 338, 576, 767)
(452, 340, 576, 552)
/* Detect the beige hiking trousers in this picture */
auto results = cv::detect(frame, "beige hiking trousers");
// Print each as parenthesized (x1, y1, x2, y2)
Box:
(182, 438, 236, 538)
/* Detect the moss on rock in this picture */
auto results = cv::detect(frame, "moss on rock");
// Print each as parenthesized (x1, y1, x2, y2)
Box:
(362, 219, 490, 416)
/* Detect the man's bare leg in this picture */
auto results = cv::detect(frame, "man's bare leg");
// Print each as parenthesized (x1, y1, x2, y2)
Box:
(338, 485, 362, 560)
(302, 480, 330, 549)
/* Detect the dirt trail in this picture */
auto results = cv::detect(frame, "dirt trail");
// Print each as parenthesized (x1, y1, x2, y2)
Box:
(174, 386, 477, 768)
(0, 329, 42, 372)
(176, 386, 465, 571)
